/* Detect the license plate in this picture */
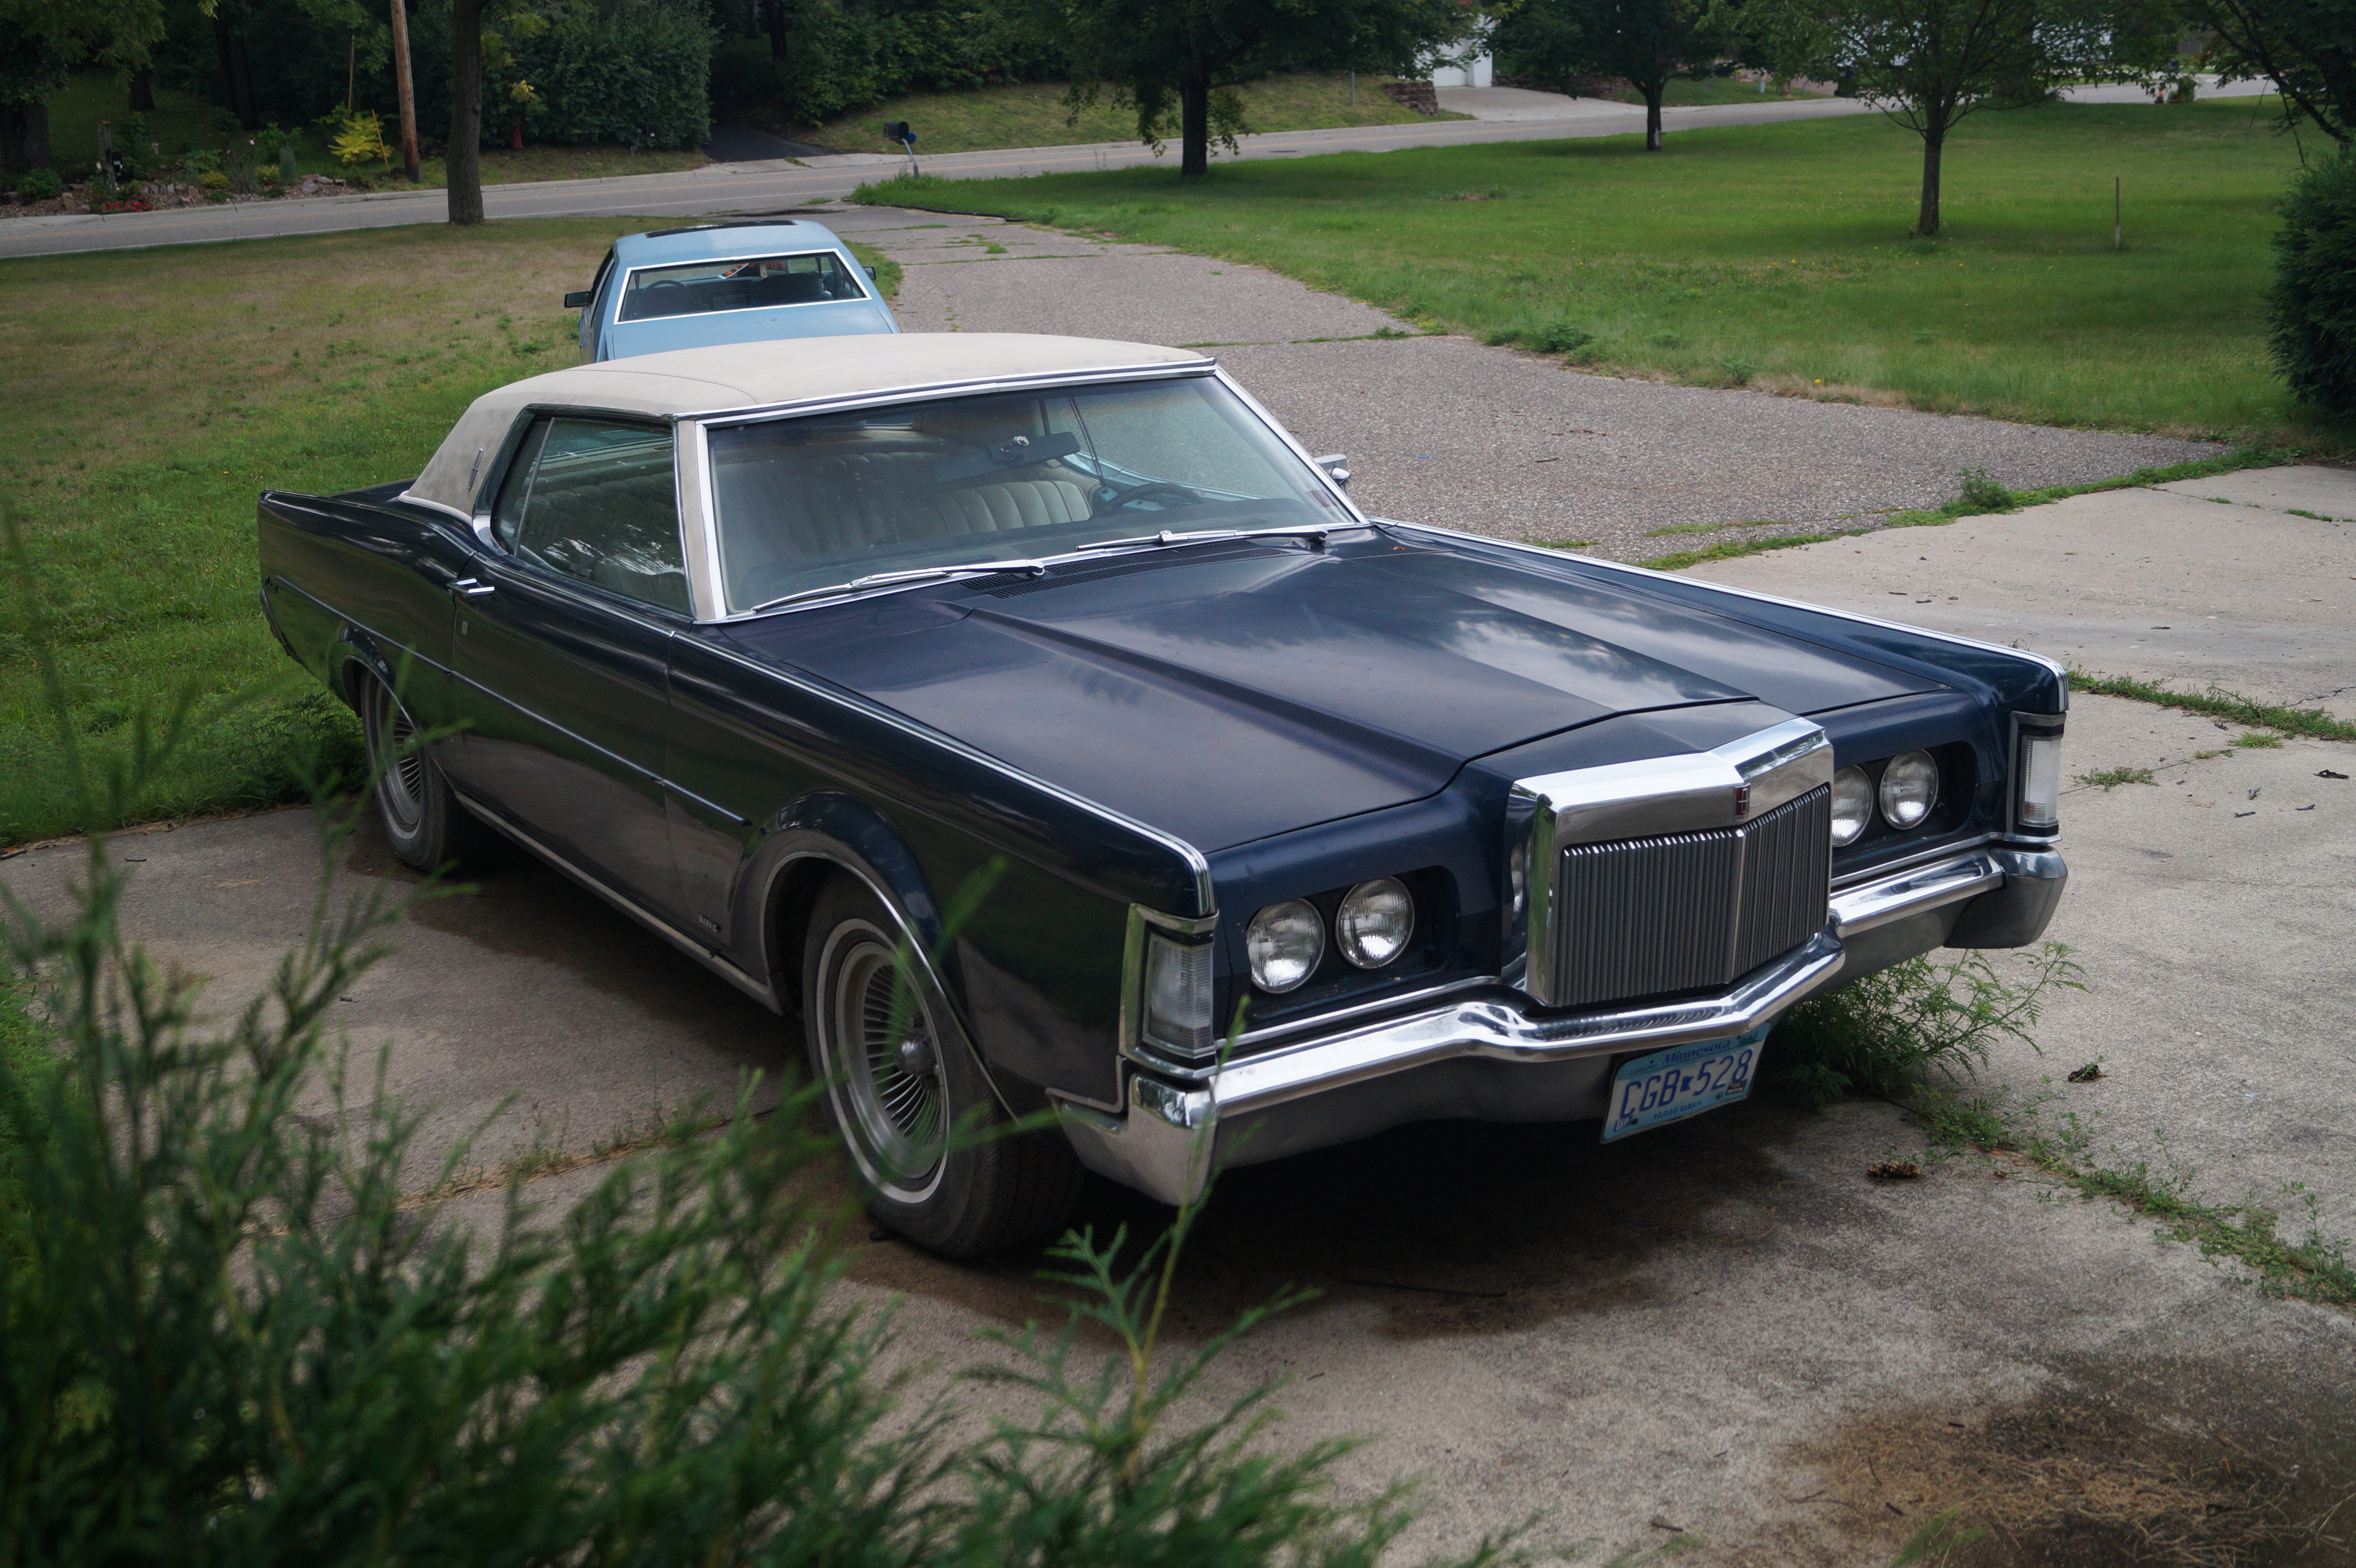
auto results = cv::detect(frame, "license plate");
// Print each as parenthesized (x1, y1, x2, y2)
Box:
(1601, 1025, 1770, 1143)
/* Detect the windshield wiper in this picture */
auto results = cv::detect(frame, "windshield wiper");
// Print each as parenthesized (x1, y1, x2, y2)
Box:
(1072, 524, 1363, 554)
(746, 561, 1048, 614)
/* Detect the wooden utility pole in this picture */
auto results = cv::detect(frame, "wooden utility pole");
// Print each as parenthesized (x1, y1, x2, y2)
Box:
(389, 0, 420, 181)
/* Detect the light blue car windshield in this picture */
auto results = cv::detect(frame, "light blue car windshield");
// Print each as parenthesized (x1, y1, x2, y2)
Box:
(618, 251, 868, 322)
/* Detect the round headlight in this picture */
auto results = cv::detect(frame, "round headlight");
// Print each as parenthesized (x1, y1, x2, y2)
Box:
(1336, 877, 1415, 970)
(1245, 899, 1324, 992)
(1831, 766, 1874, 846)
(1878, 750, 1940, 829)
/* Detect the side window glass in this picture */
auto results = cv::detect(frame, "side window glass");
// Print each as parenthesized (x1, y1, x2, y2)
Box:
(489, 416, 551, 549)
(510, 418, 690, 614)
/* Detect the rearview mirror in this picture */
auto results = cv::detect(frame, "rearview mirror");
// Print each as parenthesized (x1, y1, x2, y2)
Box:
(1313, 453, 1351, 488)
(563, 290, 592, 309)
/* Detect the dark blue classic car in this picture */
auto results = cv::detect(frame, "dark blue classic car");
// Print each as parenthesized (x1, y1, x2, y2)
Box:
(256, 334, 2068, 1256)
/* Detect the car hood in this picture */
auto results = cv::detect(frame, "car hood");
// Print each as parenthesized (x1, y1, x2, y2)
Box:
(725, 540, 1939, 852)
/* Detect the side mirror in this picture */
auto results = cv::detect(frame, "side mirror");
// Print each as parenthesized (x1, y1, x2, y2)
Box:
(563, 289, 592, 309)
(864, 264, 877, 281)
(1312, 453, 1351, 488)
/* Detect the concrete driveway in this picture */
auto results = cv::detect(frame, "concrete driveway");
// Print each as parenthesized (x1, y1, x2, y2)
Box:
(6, 228, 2353, 1566)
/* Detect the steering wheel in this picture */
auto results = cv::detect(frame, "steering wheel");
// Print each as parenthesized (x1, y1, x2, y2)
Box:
(646, 279, 686, 289)
(1118, 481, 1202, 511)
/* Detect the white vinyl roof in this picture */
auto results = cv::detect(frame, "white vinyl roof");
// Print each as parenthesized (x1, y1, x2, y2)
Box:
(402, 332, 1210, 517)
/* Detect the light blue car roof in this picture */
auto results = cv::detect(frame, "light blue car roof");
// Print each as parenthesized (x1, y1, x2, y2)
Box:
(586, 219, 899, 361)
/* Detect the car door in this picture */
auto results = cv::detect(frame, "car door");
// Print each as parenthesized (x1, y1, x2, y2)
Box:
(441, 413, 692, 923)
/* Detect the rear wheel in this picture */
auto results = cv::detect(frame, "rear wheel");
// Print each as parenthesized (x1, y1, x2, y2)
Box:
(358, 671, 486, 873)
(802, 875, 1082, 1257)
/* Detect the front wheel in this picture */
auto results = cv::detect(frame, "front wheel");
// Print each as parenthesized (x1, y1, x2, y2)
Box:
(802, 875, 1082, 1257)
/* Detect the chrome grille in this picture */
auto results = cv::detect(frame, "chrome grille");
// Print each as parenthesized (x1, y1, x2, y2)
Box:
(1549, 785, 1830, 1008)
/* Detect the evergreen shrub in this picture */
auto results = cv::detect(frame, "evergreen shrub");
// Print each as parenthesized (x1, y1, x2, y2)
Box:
(2270, 150, 2356, 420)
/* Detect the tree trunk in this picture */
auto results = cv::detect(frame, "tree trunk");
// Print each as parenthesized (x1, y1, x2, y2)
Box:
(1643, 82, 1664, 150)
(448, 0, 484, 224)
(1916, 114, 1946, 236)
(2, 101, 51, 171)
(212, 4, 259, 129)
(389, 0, 420, 181)
(129, 67, 155, 112)
(1180, 74, 1209, 178)
(768, 0, 789, 62)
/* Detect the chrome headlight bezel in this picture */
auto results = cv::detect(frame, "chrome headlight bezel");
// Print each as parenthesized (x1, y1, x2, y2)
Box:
(1335, 876, 1415, 970)
(1245, 898, 1325, 993)
(1877, 749, 1940, 830)
(1830, 765, 1874, 846)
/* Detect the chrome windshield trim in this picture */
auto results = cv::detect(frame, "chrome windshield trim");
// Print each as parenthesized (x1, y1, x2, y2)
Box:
(680, 358, 1219, 426)
(744, 561, 1049, 615)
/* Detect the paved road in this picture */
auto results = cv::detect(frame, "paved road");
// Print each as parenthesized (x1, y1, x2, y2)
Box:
(0, 95, 1887, 261)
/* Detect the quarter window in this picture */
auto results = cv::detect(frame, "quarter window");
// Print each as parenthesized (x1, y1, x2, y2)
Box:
(494, 416, 689, 614)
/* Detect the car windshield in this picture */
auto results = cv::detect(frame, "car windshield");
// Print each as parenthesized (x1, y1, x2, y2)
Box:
(705, 375, 1354, 614)
(618, 251, 868, 322)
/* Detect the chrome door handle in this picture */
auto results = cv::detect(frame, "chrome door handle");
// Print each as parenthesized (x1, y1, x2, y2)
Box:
(452, 578, 497, 598)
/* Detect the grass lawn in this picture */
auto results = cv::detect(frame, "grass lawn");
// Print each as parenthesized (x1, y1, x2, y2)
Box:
(1608, 77, 1836, 107)
(856, 98, 2328, 439)
(785, 73, 1468, 157)
(0, 218, 707, 847)
(39, 70, 706, 189)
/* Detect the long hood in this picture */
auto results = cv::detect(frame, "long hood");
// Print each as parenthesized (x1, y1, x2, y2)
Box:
(723, 540, 1938, 852)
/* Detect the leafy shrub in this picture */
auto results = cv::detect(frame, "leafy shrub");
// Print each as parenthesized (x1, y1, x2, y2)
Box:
(0, 591, 1510, 1568)
(1954, 465, 2015, 512)
(2270, 149, 2356, 420)
(1718, 353, 1756, 386)
(1525, 319, 1595, 356)
(713, 6, 1068, 129)
(1765, 942, 2084, 1110)
(11, 168, 60, 202)
(199, 168, 230, 192)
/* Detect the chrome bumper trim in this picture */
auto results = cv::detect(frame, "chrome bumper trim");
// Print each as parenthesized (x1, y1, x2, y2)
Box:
(1056, 842, 2067, 1207)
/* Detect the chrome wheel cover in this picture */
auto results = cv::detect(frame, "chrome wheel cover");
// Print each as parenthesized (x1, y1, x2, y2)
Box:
(365, 681, 426, 837)
(816, 918, 948, 1202)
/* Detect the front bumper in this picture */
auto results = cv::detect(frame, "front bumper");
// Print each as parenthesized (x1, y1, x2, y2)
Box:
(1057, 842, 2067, 1206)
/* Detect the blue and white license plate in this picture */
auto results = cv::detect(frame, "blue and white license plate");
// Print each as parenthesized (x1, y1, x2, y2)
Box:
(1601, 1024, 1770, 1143)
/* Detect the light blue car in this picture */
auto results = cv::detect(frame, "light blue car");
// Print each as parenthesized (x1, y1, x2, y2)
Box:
(564, 220, 899, 362)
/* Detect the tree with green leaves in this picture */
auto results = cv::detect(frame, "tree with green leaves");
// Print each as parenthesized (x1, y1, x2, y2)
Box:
(1044, 0, 1466, 177)
(1492, 0, 1733, 151)
(0, 0, 174, 170)
(1728, 0, 2177, 235)
(2195, 0, 2356, 141)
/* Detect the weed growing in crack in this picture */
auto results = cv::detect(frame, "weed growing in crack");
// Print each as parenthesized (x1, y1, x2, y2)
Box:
(2074, 765, 2157, 789)
(1765, 942, 2085, 1110)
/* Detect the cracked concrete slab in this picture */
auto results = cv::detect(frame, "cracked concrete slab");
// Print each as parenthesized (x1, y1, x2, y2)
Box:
(1685, 468, 2356, 721)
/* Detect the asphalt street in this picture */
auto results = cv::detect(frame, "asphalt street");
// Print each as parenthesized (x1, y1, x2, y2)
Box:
(6, 165, 2352, 1565)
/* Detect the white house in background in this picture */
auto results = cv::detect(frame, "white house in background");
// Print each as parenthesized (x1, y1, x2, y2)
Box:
(1427, 43, 1493, 88)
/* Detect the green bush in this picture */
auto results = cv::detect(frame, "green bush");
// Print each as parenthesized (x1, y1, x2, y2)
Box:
(0, 606, 1517, 1568)
(11, 167, 60, 202)
(1524, 319, 1594, 356)
(1954, 465, 2015, 512)
(2270, 149, 2356, 420)
(713, 6, 1066, 129)
(1765, 943, 2084, 1110)
(513, 0, 714, 149)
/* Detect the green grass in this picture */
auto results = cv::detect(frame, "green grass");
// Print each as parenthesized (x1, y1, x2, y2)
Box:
(1637, 531, 1839, 569)
(856, 99, 2344, 438)
(1607, 77, 1834, 107)
(0, 976, 60, 1277)
(2067, 670, 2356, 741)
(2074, 765, 2157, 788)
(792, 73, 1468, 156)
(0, 218, 654, 848)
